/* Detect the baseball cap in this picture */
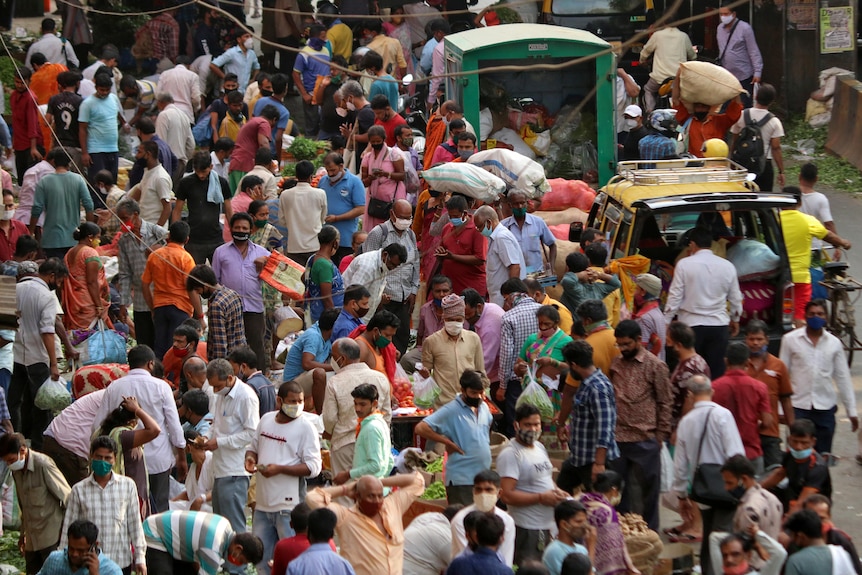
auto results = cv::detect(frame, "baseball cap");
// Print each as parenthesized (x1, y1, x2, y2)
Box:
(624, 104, 642, 118)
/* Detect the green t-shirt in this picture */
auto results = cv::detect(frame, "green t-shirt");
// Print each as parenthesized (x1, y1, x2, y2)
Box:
(310, 256, 334, 286)
(785, 546, 832, 575)
(32, 171, 94, 249)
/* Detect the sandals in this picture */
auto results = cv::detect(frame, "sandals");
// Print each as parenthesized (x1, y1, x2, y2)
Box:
(668, 532, 703, 543)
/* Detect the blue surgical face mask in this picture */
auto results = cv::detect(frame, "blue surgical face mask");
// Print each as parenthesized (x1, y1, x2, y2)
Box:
(433, 298, 443, 308)
(749, 344, 768, 357)
(480, 223, 493, 238)
(449, 217, 465, 227)
(806, 316, 827, 331)
(789, 447, 813, 460)
(91, 459, 113, 477)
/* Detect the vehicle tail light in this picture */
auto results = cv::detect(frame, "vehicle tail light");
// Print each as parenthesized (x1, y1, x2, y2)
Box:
(782, 282, 795, 330)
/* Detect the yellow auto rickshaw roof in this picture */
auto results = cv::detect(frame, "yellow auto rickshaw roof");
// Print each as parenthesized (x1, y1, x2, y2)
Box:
(604, 179, 756, 209)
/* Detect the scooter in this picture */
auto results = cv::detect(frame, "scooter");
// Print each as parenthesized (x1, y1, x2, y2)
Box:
(398, 74, 428, 136)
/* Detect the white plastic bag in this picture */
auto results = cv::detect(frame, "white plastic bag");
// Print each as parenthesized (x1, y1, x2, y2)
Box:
(660, 442, 674, 493)
(34, 376, 71, 412)
(726, 239, 781, 280)
(515, 365, 554, 420)
(420, 163, 506, 203)
(467, 148, 550, 198)
(413, 373, 441, 408)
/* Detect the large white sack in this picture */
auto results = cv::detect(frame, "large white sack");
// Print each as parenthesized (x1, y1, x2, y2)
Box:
(678, 61, 745, 107)
(421, 163, 506, 203)
(489, 127, 537, 159)
(467, 148, 550, 199)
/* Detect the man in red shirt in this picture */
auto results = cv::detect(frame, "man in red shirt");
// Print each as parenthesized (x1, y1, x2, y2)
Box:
(712, 341, 773, 476)
(672, 69, 742, 157)
(270, 503, 336, 575)
(11, 68, 45, 187)
(370, 94, 407, 147)
(227, 105, 279, 194)
(436, 194, 487, 296)
(0, 190, 29, 262)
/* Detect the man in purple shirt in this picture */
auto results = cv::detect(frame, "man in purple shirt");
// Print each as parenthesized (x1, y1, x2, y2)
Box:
(717, 2, 763, 108)
(212, 213, 270, 367)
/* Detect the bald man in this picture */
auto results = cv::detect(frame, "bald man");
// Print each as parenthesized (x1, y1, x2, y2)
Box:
(473, 206, 526, 308)
(306, 472, 426, 575)
(183, 357, 212, 400)
(321, 338, 391, 480)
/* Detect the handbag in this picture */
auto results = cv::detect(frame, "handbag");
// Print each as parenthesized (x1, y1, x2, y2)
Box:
(74, 319, 127, 366)
(715, 19, 740, 67)
(689, 408, 739, 508)
(366, 147, 402, 220)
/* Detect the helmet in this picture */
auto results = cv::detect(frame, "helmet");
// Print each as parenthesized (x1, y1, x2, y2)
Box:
(702, 138, 729, 158)
(648, 109, 678, 135)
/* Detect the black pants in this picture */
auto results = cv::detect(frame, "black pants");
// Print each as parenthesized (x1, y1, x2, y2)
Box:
(692, 325, 730, 379)
(149, 469, 171, 513)
(755, 160, 774, 192)
(739, 76, 754, 109)
(153, 305, 191, 360)
(24, 544, 57, 575)
(15, 149, 41, 187)
(276, 36, 300, 86)
(42, 434, 89, 487)
(134, 310, 155, 350)
(760, 434, 783, 469)
(701, 506, 735, 575)
(244, 312, 266, 371)
(186, 240, 224, 266)
(503, 379, 522, 438)
(446, 484, 474, 506)
(43, 247, 70, 260)
(9, 362, 52, 450)
(146, 548, 197, 575)
(611, 439, 662, 530)
(383, 299, 411, 356)
(557, 458, 594, 494)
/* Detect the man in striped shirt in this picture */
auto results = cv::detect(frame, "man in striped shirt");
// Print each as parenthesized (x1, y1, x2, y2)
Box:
(143, 511, 264, 575)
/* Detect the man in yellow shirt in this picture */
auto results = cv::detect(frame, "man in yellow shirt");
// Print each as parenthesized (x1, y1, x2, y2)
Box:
(780, 187, 851, 327)
(318, 2, 353, 61)
(524, 278, 573, 335)
(363, 21, 407, 79)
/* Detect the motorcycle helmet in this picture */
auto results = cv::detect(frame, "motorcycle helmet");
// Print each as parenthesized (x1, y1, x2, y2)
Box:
(648, 109, 679, 136)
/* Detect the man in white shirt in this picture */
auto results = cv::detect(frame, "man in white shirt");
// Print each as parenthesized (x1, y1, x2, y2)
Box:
(245, 380, 321, 575)
(25, 18, 79, 70)
(210, 138, 234, 181)
(664, 226, 743, 378)
(729, 83, 785, 191)
(156, 59, 203, 123)
(278, 160, 328, 264)
(155, 93, 195, 185)
(798, 162, 839, 258)
(81, 45, 122, 95)
(779, 298, 858, 455)
(342, 244, 408, 319)
(91, 346, 186, 512)
(473, 206, 526, 309)
(451, 470, 516, 567)
(639, 26, 696, 113)
(129, 141, 172, 228)
(201, 358, 260, 567)
(673, 375, 745, 575)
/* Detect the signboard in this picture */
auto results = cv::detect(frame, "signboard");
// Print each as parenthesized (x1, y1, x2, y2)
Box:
(788, 0, 816, 30)
(820, 6, 855, 53)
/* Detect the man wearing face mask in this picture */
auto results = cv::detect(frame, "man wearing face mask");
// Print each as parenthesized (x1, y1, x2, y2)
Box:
(322, 338, 391, 483)
(245, 380, 321, 575)
(320, 152, 366, 265)
(228, 345, 276, 417)
(435, 194, 487, 296)
(743, 320, 793, 469)
(542, 500, 594, 575)
(719, 455, 784, 548)
(416, 370, 493, 505)
(502, 191, 557, 277)
(0, 190, 28, 262)
(450, 470, 517, 566)
(330, 383, 393, 487)
(429, 119, 467, 165)
(418, 295, 489, 407)
(342, 242, 408, 324)
(672, 68, 743, 158)
(473, 206, 526, 309)
(162, 324, 204, 390)
(210, 30, 260, 94)
(716, 3, 763, 109)
(621, 105, 649, 161)
(395, 125, 420, 172)
(399, 275, 452, 374)
(332, 285, 372, 341)
(0, 432, 70, 574)
(371, 95, 408, 146)
(361, 200, 418, 354)
(673, 375, 744, 575)
(306, 471, 426, 575)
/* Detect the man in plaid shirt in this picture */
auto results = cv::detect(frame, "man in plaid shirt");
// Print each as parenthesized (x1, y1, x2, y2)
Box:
(497, 278, 541, 436)
(187, 264, 247, 361)
(556, 340, 619, 494)
(139, 10, 179, 65)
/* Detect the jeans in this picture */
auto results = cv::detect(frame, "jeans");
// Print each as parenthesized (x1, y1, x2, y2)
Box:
(244, 312, 266, 374)
(611, 439, 662, 530)
(134, 310, 155, 350)
(383, 299, 412, 356)
(213, 475, 249, 573)
(9, 362, 52, 450)
(24, 544, 57, 575)
(302, 101, 321, 139)
(0, 367, 9, 396)
(739, 76, 754, 109)
(692, 325, 730, 378)
(794, 406, 838, 454)
(149, 470, 171, 513)
(87, 152, 119, 205)
(252, 509, 295, 575)
(760, 434, 784, 469)
(153, 305, 191, 360)
(42, 434, 90, 487)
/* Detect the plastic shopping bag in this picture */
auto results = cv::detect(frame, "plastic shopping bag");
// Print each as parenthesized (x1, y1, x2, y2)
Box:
(34, 376, 71, 412)
(660, 442, 674, 493)
(75, 320, 127, 365)
(413, 373, 441, 408)
(515, 365, 554, 420)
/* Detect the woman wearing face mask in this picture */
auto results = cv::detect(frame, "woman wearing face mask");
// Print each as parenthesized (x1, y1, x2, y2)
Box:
(306, 225, 345, 323)
(96, 396, 161, 519)
(360, 125, 406, 231)
(513, 305, 573, 449)
(172, 429, 214, 512)
(576, 471, 641, 575)
(63, 222, 112, 330)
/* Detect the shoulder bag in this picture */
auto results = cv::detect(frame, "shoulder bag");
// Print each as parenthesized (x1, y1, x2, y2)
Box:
(689, 408, 739, 509)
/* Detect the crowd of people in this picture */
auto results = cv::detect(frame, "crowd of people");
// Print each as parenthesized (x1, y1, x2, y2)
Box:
(2, 2, 861, 575)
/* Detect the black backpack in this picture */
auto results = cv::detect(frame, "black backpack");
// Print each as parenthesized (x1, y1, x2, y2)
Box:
(731, 109, 773, 176)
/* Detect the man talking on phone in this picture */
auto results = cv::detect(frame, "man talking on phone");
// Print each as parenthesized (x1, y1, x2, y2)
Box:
(37, 520, 123, 575)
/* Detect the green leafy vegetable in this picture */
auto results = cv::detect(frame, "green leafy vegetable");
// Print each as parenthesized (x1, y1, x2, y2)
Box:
(421, 480, 447, 500)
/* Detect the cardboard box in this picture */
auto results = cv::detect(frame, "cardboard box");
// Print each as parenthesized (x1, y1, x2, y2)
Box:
(0, 276, 17, 330)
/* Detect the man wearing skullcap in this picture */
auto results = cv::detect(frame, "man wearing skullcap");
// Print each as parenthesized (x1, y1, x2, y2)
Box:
(632, 273, 667, 361)
(417, 294, 489, 406)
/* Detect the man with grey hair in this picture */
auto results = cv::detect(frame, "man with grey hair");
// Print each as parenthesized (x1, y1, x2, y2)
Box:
(155, 58, 202, 123)
(673, 374, 744, 575)
(472, 206, 525, 308)
(116, 198, 167, 350)
(321, 338, 391, 479)
(337, 81, 374, 167)
(201, 358, 260, 556)
(154, 92, 194, 185)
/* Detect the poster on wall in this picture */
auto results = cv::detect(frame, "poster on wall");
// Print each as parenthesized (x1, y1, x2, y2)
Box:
(820, 6, 855, 53)
(788, 0, 816, 30)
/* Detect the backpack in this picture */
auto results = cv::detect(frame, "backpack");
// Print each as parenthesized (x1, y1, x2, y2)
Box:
(219, 111, 246, 141)
(731, 109, 773, 175)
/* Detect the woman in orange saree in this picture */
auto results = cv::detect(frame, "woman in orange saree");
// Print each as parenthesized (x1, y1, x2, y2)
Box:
(63, 222, 111, 330)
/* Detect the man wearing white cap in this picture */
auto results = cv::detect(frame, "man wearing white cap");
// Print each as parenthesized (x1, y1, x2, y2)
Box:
(632, 273, 666, 361)
(622, 105, 649, 161)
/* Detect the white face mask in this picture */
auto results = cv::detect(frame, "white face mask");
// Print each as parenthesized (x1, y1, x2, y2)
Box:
(335, 106, 348, 117)
(444, 321, 463, 337)
(282, 403, 303, 419)
(608, 493, 622, 507)
(719, 14, 734, 25)
(1, 209, 13, 221)
(393, 218, 412, 231)
(473, 492, 497, 512)
(624, 118, 638, 130)
(8, 456, 25, 471)
(243, 38, 254, 50)
(346, 100, 357, 112)
(330, 357, 342, 373)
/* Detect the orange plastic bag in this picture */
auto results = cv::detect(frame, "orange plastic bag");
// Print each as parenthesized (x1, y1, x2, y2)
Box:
(259, 251, 306, 300)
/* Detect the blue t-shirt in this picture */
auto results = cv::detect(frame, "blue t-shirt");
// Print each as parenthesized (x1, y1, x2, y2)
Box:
(542, 540, 588, 575)
(424, 395, 493, 486)
(369, 75, 399, 111)
(293, 46, 332, 93)
(318, 170, 365, 247)
(253, 96, 290, 155)
(331, 308, 362, 342)
(78, 93, 121, 153)
(283, 324, 332, 381)
(211, 46, 260, 92)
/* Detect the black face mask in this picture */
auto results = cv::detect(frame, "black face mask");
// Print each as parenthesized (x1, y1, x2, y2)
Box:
(694, 111, 708, 122)
(371, 143, 384, 151)
(463, 395, 481, 408)
(260, 89, 273, 98)
(232, 232, 250, 242)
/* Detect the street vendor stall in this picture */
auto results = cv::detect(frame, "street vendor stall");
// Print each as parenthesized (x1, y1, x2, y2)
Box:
(443, 24, 618, 186)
